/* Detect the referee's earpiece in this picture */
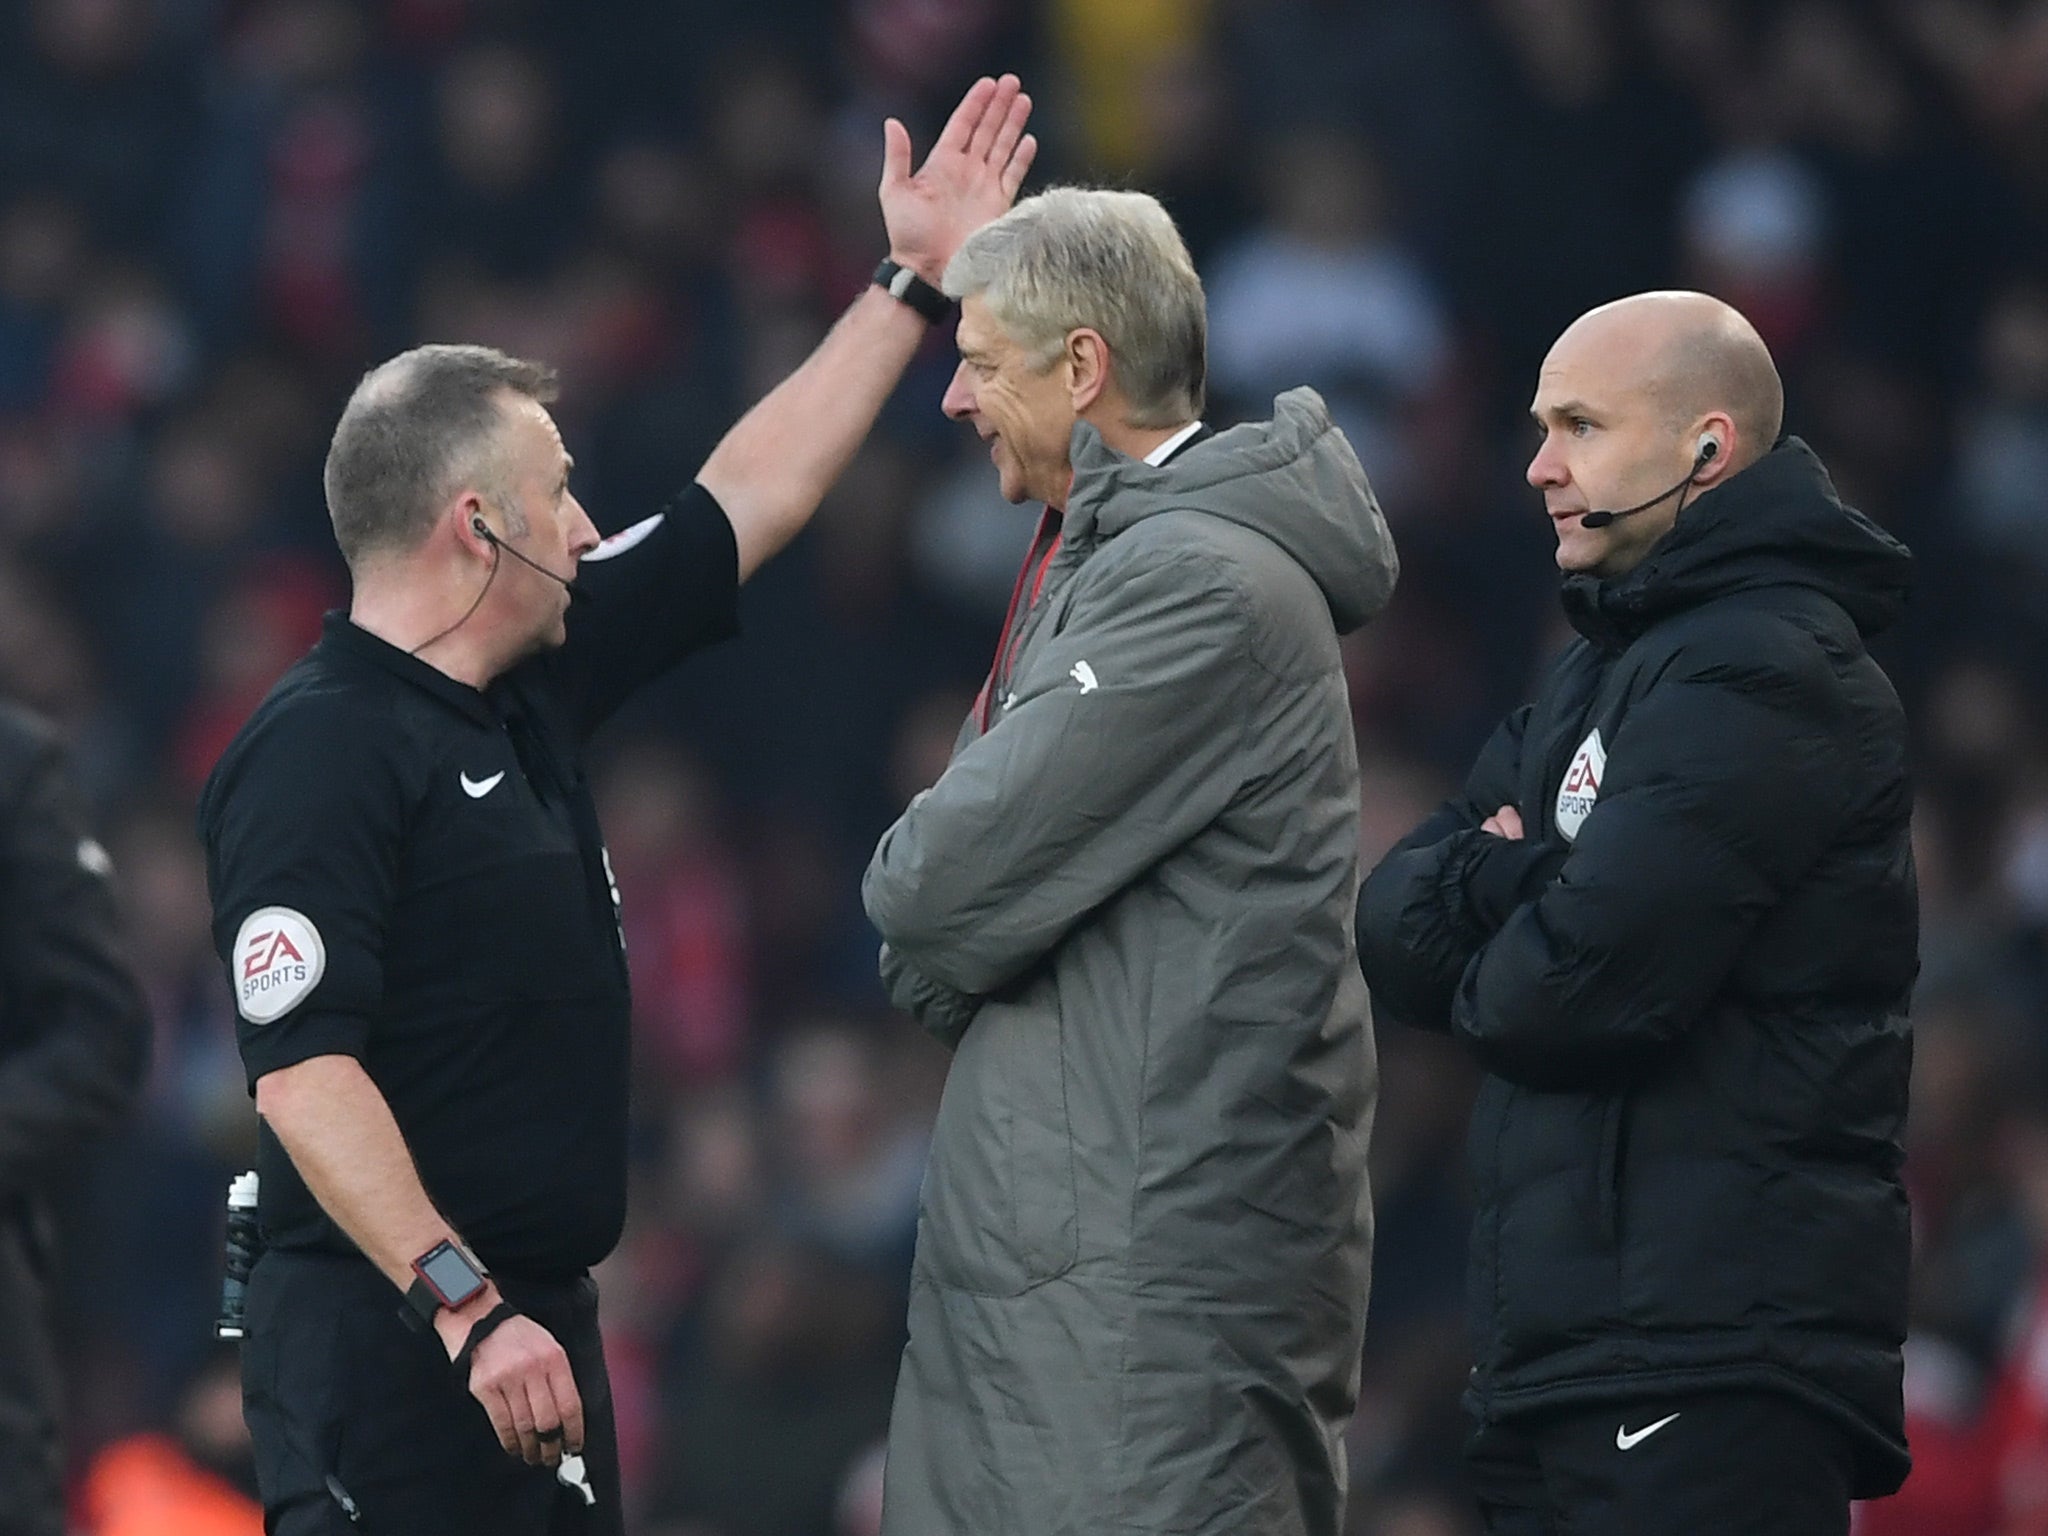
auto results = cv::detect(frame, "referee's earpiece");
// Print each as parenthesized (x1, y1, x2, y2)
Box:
(1694, 435, 1721, 472)
(470, 514, 497, 545)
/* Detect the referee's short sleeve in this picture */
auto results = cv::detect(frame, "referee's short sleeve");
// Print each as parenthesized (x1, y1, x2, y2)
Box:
(548, 482, 741, 735)
(200, 702, 406, 1091)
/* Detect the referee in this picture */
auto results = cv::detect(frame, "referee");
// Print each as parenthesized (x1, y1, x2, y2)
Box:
(199, 78, 1035, 1535)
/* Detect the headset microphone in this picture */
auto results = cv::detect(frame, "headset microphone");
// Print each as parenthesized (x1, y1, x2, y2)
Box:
(412, 515, 587, 657)
(1578, 438, 1719, 530)
(471, 515, 584, 598)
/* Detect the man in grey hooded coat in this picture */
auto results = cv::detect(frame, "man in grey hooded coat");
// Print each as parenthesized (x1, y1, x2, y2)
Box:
(863, 187, 1397, 1536)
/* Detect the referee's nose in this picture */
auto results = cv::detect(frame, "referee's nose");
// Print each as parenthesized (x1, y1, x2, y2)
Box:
(568, 494, 599, 558)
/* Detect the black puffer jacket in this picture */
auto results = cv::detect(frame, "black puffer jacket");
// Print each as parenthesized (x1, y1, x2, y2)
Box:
(1357, 439, 1916, 1496)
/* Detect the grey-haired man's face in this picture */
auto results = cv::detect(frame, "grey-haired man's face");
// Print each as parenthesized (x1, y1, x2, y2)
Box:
(942, 295, 1077, 507)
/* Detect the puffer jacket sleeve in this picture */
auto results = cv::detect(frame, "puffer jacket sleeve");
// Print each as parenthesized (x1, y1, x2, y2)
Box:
(1452, 635, 1847, 1088)
(877, 942, 981, 1050)
(1356, 706, 1563, 1029)
(863, 534, 1255, 998)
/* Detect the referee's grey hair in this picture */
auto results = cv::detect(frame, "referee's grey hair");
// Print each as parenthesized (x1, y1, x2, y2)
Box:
(943, 187, 1206, 429)
(324, 344, 558, 568)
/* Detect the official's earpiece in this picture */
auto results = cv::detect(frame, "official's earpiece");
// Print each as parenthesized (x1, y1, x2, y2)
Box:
(1696, 435, 1720, 467)
(471, 514, 496, 542)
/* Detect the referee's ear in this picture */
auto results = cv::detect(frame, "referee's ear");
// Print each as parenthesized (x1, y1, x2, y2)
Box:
(452, 494, 497, 560)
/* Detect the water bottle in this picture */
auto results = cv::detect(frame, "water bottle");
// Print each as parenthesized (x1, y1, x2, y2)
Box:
(215, 1170, 261, 1340)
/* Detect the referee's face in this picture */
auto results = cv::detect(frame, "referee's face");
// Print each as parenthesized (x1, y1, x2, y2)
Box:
(1528, 315, 1694, 580)
(945, 296, 1077, 507)
(494, 395, 598, 649)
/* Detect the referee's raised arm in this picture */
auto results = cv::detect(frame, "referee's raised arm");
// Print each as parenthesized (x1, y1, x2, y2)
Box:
(698, 73, 1036, 582)
(200, 72, 1040, 1536)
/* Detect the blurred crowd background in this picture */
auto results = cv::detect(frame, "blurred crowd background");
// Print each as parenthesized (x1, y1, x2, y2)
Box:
(10, 0, 2048, 1531)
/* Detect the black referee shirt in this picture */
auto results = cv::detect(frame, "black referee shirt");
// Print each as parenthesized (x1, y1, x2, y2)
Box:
(200, 485, 738, 1279)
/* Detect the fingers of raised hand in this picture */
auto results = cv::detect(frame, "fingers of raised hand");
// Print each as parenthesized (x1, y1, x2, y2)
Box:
(987, 86, 1031, 167)
(966, 74, 1023, 161)
(1001, 133, 1038, 200)
(935, 75, 998, 155)
(880, 117, 913, 191)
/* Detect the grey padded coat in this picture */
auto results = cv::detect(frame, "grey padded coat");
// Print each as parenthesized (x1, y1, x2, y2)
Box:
(864, 389, 1397, 1536)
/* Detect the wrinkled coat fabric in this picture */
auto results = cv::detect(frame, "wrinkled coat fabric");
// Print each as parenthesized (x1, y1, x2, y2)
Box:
(865, 390, 1395, 1535)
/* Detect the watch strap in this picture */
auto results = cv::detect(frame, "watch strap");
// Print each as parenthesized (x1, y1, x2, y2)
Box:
(401, 1274, 445, 1330)
(873, 259, 951, 323)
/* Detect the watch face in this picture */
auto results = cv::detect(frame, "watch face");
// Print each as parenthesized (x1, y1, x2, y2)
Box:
(418, 1242, 485, 1306)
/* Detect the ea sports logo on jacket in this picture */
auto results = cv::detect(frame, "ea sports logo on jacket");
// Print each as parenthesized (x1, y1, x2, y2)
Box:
(1555, 728, 1606, 842)
(232, 906, 326, 1023)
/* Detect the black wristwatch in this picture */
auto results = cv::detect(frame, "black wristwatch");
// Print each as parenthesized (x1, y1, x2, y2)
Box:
(873, 258, 951, 323)
(403, 1239, 489, 1328)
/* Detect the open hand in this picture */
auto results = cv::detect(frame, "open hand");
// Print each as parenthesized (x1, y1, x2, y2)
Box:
(880, 74, 1037, 284)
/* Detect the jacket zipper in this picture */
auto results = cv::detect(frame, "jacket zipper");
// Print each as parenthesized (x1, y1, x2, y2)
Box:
(974, 506, 1063, 732)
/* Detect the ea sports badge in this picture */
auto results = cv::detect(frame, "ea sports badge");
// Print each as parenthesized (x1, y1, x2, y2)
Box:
(1554, 728, 1606, 843)
(233, 906, 326, 1024)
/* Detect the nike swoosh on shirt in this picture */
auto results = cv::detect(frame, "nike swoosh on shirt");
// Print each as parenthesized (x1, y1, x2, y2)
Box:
(1615, 1412, 1681, 1451)
(460, 771, 506, 799)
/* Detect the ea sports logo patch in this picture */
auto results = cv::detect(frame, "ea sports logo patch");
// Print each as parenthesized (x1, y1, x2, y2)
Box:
(1555, 728, 1606, 843)
(233, 906, 326, 1024)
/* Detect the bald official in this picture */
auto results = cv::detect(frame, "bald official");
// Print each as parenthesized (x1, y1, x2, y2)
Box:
(1529, 292, 1783, 574)
(1359, 291, 1917, 1536)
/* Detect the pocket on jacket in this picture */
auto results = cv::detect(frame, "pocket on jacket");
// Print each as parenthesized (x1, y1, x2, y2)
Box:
(917, 982, 1079, 1296)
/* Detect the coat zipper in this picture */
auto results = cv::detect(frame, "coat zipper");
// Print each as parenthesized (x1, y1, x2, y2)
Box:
(974, 506, 1064, 732)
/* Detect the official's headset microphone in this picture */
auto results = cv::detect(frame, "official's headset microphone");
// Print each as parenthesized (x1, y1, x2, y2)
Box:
(470, 514, 586, 598)
(408, 513, 588, 658)
(1578, 435, 1719, 529)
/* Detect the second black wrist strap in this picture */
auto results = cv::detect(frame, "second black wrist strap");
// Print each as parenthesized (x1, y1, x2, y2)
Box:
(452, 1301, 522, 1379)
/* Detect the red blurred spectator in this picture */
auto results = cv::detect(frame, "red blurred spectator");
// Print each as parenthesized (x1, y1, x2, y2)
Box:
(597, 740, 752, 1087)
(171, 554, 338, 790)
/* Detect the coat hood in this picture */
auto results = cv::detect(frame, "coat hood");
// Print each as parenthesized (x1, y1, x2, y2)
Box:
(1562, 436, 1913, 649)
(1061, 387, 1398, 634)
